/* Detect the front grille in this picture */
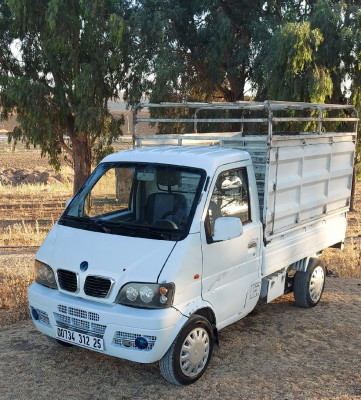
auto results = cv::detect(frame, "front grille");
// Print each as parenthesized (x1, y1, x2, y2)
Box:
(112, 331, 156, 351)
(58, 304, 67, 314)
(69, 307, 87, 319)
(92, 322, 106, 335)
(57, 269, 78, 293)
(54, 313, 106, 338)
(57, 305, 100, 321)
(84, 276, 113, 298)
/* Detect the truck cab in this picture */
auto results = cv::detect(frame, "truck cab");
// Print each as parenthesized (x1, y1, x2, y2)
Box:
(29, 145, 263, 383)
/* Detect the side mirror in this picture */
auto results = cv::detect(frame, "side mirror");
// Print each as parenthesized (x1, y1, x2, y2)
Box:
(213, 217, 243, 242)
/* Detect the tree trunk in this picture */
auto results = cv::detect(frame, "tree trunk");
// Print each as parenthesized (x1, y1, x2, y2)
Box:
(71, 132, 92, 195)
(228, 74, 246, 102)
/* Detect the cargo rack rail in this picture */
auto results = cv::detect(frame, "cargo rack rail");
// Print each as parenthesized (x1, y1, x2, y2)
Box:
(132, 100, 358, 147)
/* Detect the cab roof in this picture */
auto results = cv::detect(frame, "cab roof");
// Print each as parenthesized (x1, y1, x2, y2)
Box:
(101, 146, 250, 174)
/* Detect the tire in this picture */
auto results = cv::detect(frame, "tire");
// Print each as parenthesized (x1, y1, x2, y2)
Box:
(159, 315, 214, 385)
(294, 258, 326, 308)
(46, 336, 73, 347)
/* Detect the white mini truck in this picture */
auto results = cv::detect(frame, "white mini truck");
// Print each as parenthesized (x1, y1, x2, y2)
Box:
(28, 101, 358, 384)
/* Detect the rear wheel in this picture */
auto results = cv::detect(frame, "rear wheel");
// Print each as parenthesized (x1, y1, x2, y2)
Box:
(294, 258, 325, 308)
(159, 315, 214, 385)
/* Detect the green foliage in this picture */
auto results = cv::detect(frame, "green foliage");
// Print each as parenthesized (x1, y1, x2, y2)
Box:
(127, 0, 361, 178)
(1, 0, 361, 179)
(127, 1, 359, 107)
(0, 0, 129, 192)
(254, 1, 361, 106)
(256, 21, 333, 102)
(125, 0, 273, 105)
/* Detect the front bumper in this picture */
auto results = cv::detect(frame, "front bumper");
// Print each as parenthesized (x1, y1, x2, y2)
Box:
(28, 282, 184, 363)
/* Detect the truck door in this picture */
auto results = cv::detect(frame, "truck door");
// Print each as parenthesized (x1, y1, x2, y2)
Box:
(201, 166, 262, 327)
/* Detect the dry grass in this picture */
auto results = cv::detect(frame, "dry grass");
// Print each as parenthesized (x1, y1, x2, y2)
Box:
(321, 243, 361, 278)
(321, 179, 361, 278)
(0, 256, 34, 325)
(0, 220, 49, 247)
(0, 180, 72, 247)
(0, 179, 72, 195)
(0, 181, 69, 324)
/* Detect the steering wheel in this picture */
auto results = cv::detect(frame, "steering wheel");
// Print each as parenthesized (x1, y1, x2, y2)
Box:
(161, 211, 174, 220)
(152, 219, 178, 229)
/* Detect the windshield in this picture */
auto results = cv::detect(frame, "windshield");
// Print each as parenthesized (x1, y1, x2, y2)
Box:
(59, 162, 206, 240)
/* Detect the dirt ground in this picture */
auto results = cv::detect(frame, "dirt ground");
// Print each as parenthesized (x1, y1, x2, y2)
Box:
(0, 277, 360, 400)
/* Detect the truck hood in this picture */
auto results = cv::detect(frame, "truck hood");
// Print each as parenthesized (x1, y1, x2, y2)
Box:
(36, 224, 176, 303)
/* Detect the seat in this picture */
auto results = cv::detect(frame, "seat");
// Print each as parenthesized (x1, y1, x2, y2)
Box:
(145, 193, 188, 227)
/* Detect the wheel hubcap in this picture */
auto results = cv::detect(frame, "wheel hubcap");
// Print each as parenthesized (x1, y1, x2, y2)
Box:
(180, 327, 210, 377)
(309, 266, 324, 303)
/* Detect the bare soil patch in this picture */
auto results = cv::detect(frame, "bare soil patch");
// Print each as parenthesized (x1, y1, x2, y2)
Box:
(0, 278, 360, 399)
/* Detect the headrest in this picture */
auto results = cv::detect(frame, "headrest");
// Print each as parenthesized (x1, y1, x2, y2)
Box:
(157, 169, 180, 187)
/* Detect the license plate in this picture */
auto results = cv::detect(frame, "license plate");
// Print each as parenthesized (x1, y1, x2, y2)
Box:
(56, 327, 104, 351)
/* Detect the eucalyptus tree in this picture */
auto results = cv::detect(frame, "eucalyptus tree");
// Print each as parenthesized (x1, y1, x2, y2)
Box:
(125, 0, 275, 105)
(253, 0, 360, 105)
(253, 1, 361, 180)
(0, 0, 130, 193)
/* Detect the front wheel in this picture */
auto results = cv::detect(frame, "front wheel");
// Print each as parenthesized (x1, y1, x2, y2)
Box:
(294, 258, 326, 308)
(159, 315, 214, 385)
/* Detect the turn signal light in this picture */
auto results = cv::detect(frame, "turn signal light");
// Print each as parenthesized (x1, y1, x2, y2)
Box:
(159, 286, 168, 295)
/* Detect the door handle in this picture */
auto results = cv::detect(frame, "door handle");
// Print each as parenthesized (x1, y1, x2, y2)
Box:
(248, 241, 257, 249)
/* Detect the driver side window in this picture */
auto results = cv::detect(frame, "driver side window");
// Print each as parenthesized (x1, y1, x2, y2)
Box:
(205, 168, 250, 238)
(84, 168, 134, 218)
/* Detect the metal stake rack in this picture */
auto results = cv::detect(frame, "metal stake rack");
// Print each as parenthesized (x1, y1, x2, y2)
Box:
(132, 100, 359, 210)
(132, 100, 358, 148)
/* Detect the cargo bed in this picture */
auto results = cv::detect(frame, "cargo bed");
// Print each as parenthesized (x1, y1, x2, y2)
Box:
(133, 100, 358, 275)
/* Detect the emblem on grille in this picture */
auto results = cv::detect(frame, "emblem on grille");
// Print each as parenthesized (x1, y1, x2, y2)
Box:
(80, 261, 88, 272)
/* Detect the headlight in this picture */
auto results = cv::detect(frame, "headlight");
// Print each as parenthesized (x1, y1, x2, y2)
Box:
(116, 282, 175, 309)
(34, 260, 57, 289)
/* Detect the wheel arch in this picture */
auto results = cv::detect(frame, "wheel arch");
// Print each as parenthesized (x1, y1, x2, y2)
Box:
(289, 254, 323, 273)
(168, 300, 218, 357)
(194, 307, 216, 326)
(194, 307, 218, 345)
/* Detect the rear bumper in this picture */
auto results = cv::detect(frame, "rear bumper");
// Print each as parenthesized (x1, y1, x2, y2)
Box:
(28, 282, 184, 363)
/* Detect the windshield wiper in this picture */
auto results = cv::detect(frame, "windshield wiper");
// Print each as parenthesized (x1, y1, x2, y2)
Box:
(61, 215, 112, 234)
(90, 218, 112, 234)
(129, 225, 172, 240)
(61, 216, 176, 240)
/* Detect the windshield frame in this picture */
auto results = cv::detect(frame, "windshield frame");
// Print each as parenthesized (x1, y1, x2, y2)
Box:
(59, 161, 207, 241)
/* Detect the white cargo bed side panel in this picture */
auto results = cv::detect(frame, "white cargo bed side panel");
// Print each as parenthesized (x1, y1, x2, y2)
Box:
(262, 211, 347, 276)
(264, 135, 355, 239)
